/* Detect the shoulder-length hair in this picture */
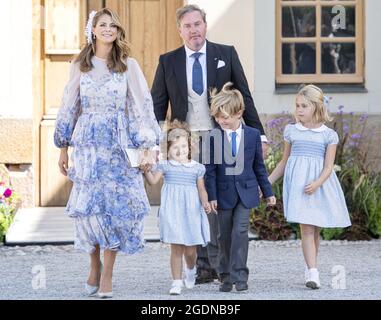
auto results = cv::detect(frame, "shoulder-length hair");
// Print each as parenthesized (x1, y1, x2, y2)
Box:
(75, 8, 130, 73)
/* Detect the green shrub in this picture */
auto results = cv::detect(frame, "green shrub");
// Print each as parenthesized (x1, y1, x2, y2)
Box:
(251, 202, 294, 241)
(321, 228, 344, 240)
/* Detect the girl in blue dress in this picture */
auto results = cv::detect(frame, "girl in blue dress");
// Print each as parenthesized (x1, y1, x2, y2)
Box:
(54, 9, 160, 298)
(143, 121, 212, 295)
(269, 85, 351, 289)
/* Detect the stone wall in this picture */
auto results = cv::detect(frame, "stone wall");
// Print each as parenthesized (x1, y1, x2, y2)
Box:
(0, 118, 34, 207)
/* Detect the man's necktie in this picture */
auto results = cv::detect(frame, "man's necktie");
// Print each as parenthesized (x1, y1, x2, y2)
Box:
(230, 131, 237, 157)
(192, 52, 203, 95)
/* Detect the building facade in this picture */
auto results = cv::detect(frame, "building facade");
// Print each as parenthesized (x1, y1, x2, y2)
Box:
(0, 0, 379, 209)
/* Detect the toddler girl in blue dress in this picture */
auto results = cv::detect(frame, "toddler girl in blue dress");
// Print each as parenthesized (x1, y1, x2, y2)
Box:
(143, 121, 212, 295)
(269, 85, 351, 289)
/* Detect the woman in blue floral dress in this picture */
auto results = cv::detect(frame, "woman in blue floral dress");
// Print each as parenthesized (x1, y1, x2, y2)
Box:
(54, 8, 160, 298)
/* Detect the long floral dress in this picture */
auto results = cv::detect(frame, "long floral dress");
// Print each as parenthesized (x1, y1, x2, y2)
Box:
(54, 56, 161, 254)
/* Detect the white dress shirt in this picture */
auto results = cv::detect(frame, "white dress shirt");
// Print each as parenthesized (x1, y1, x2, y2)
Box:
(184, 41, 267, 143)
(184, 42, 207, 94)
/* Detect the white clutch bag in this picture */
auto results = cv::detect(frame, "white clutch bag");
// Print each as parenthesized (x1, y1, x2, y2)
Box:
(125, 148, 157, 167)
(125, 148, 141, 167)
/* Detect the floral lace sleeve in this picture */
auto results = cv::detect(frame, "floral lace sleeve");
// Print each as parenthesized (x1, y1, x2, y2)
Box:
(126, 58, 161, 149)
(54, 61, 81, 148)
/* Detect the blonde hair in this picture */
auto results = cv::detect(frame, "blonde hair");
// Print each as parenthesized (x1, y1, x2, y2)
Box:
(176, 4, 206, 27)
(162, 120, 194, 160)
(75, 8, 130, 73)
(210, 82, 245, 118)
(295, 84, 332, 123)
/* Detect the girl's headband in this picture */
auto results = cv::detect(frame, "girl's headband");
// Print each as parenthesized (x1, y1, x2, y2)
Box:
(323, 95, 331, 108)
(85, 11, 97, 45)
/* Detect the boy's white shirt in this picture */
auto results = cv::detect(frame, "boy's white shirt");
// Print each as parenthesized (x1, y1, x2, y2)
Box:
(223, 123, 243, 153)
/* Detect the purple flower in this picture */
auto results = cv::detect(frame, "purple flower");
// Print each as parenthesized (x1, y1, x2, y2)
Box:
(359, 114, 368, 122)
(3, 188, 12, 198)
(349, 140, 359, 148)
(351, 133, 361, 140)
(343, 125, 350, 134)
(338, 105, 345, 110)
(267, 118, 279, 129)
(349, 112, 354, 116)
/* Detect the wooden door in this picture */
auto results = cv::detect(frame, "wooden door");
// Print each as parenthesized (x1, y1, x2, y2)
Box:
(38, 0, 183, 206)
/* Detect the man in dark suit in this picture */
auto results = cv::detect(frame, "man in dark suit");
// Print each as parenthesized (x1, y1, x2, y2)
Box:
(151, 4, 267, 284)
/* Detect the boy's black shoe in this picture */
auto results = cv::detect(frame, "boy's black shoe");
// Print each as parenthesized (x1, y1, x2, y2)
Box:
(211, 269, 220, 281)
(235, 282, 248, 291)
(195, 269, 214, 284)
(219, 282, 233, 292)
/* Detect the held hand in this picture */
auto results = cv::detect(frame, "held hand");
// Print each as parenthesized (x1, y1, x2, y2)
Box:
(203, 202, 212, 214)
(139, 149, 157, 166)
(210, 200, 218, 214)
(58, 149, 69, 176)
(304, 181, 320, 195)
(266, 196, 276, 206)
(139, 164, 152, 173)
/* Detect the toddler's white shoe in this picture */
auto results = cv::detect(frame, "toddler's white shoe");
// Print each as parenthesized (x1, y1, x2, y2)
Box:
(305, 268, 321, 289)
(304, 266, 309, 282)
(169, 280, 183, 295)
(184, 267, 197, 289)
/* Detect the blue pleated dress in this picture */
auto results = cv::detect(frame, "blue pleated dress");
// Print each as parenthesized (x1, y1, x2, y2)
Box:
(156, 160, 210, 246)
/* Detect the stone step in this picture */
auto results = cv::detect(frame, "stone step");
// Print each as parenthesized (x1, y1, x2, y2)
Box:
(5, 206, 258, 246)
(5, 206, 160, 246)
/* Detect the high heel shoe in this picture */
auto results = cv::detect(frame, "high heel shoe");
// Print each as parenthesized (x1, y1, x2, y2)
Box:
(85, 262, 103, 296)
(85, 284, 99, 296)
(97, 291, 113, 299)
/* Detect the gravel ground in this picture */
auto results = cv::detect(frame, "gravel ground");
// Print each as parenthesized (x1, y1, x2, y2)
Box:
(0, 240, 380, 300)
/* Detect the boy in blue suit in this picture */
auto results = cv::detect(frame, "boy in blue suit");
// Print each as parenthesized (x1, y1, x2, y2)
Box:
(205, 82, 276, 292)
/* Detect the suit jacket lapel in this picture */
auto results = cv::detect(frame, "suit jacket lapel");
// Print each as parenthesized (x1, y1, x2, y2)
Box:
(222, 130, 234, 164)
(206, 41, 219, 100)
(174, 47, 188, 102)
(236, 124, 246, 160)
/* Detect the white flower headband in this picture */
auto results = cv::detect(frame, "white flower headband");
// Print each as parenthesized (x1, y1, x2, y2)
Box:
(323, 95, 331, 108)
(85, 11, 97, 45)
